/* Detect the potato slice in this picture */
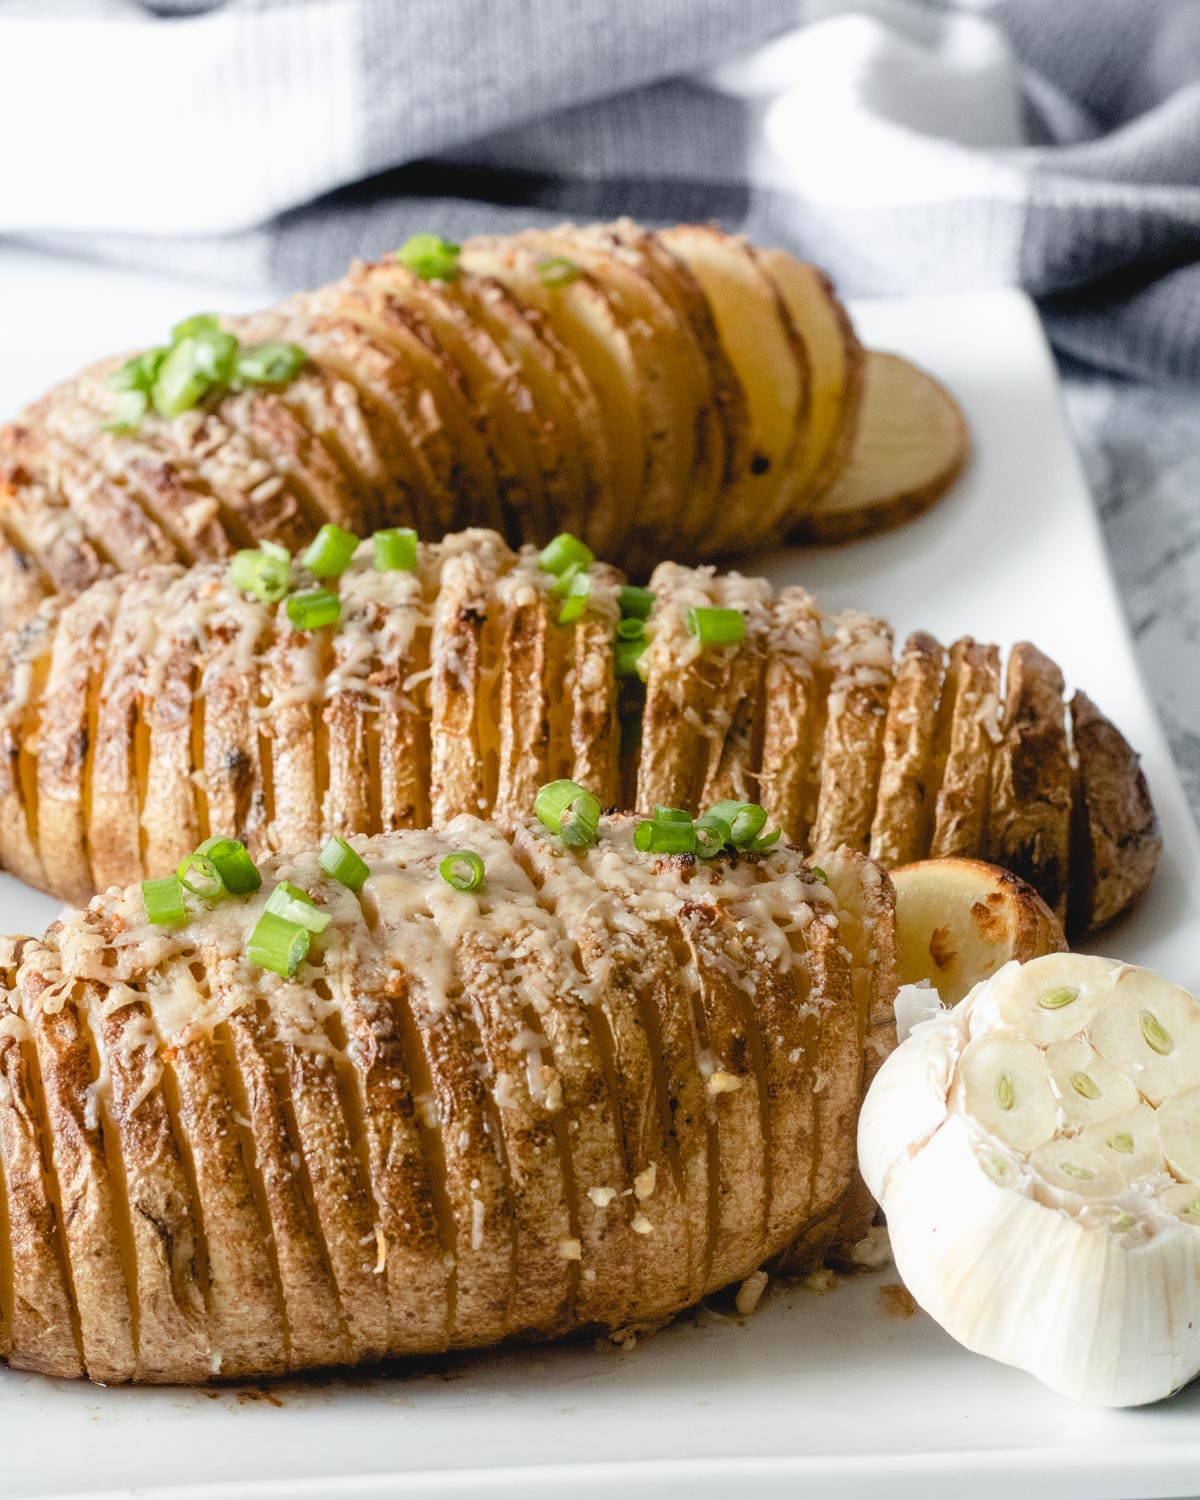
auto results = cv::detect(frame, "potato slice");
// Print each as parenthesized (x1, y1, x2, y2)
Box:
(869, 630, 946, 867)
(892, 856, 1067, 1006)
(658, 226, 809, 553)
(759, 251, 865, 510)
(1069, 690, 1162, 935)
(792, 352, 967, 544)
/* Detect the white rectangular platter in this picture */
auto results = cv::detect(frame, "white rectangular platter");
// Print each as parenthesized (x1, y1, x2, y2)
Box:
(2, 253, 1200, 1500)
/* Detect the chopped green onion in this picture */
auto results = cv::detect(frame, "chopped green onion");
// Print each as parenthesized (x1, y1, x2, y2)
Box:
(320, 834, 370, 893)
(654, 806, 692, 824)
(616, 616, 645, 642)
(191, 327, 239, 385)
(537, 256, 579, 287)
(550, 561, 585, 598)
(694, 812, 733, 859)
(538, 532, 594, 578)
(287, 589, 341, 632)
(557, 570, 592, 625)
(171, 312, 221, 343)
(440, 849, 486, 893)
(617, 584, 654, 620)
(230, 546, 291, 605)
(235, 342, 308, 386)
(634, 819, 697, 855)
(810, 865, 828, 884)
(177, 851, 224, 901)
(151, 336, 213, 419)
(614, 637, 648, 680)
(108, 348, 166, 395)
(396, 233, 461, 282)
(706, 800, 768, 846)
(534, 779, 601, 849)
(373, 527, 418, 572)
(103, 389, 149, 433)
(301, 523, 359, 578)
(752, 827, 782, 851)
(196, 836, 262, 895)
(265, 880, 331, 933)
(142, 874, 187, 927)
(247, 910, 311, 978)
(686, 606, 745, 647)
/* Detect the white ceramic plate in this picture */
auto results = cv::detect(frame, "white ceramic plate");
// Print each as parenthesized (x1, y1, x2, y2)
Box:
(1, 255, 1199, 1500)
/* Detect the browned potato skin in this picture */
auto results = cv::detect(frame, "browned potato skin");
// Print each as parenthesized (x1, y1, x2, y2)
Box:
(0, 533, 1158, 937)
(0, 817, 888, 1384)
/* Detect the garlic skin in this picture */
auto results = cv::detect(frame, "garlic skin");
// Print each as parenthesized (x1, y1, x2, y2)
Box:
(859, 953, 1200, 1407)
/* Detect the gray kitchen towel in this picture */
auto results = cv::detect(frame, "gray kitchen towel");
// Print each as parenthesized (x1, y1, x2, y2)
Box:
(4, 0, 1200, 789)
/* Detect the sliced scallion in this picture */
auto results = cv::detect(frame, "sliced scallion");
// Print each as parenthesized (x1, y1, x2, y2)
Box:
(634, 819, 697, 855)
(396, 233, 461, 282)
(537, 255, 579, 287)
(440, 849, 486, 892)
(616, 616, 645, 642)
(538, 532, 593, 578)
(319, 834, 370, 892)
(247, 910, 311, 978)
(235, 342, 308, 386)
(230, 546, 291, 604)
(694, 812, 732, 859)
(287, 589, 341, 632)
(686, 606, 745, 647)
(151, 337, 212, 419)
(176, 850, 224, 901)
(557, 570, 592, 625)
(373, 527, 418, 572)
(617, 584, 654, 620)
(614, 637, 648, 680)
(265, 880, 331, 933)
(195, 836, 262, 895)
(301, 523, 359, 578)
(654, 806, 692, 824)
(142, 874, 187, 927)
(191, 327, 239, 385)
(706, 800, 768, 847)
(103, 389, 149, 433)
(534, 779, 601, 849)
(171, 312, 220, 342)
(108, 348, 166, 394)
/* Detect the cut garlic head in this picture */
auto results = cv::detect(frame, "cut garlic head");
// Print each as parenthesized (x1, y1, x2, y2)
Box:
(859, 953, 1200, 1406)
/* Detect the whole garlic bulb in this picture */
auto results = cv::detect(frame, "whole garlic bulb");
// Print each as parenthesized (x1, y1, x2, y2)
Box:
(859, 952, 1200, 1406)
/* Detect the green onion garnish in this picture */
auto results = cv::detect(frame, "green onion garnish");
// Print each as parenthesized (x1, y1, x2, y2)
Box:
(686, 606, 745, 647)
(265, 879, 331, 933)
(102, 389, 149, 434)
(247, 910, 311, 978)
(230, 545, 291, 605)
(654, 806, 692, 824)
(235, 342, 308, 386)
(617, 585, 654, 620)
(538, 532, 594, 578)
(557, 570, 592, 625)
(753, 828, 782, 850)
(537, 256, 579, 288)
(319, 834, 370, 893)
(142, 874, 187, 927)
(534, 779, 601, 849)
(171, 312, 220, 342)
(108, 348, 166, 394)
(439, 849, 486, 893)
(287, 589, 341, 632)
(191, 327, 239, 385)
(694, 812, 733, 859)
(706, 800, 768, 846)
(397, 233, 461, 282)
(177, 850, 224, 901)
(616, 618, 646, 644)
(614, 637, 648, 680)
(151, 336, 213, 419)
(810, 866, 828, 883)
(195, 836, 262, 895)
(634, 819, 697, 855)
(373, 527, 418, 572)
(301, 523, 359, 578)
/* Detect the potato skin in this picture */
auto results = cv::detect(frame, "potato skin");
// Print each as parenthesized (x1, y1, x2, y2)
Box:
(0, 816, 888, 1384)
(0, 531, 1160, 936)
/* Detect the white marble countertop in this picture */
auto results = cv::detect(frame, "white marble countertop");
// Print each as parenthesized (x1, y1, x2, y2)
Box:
(2, 244, 1196, 830)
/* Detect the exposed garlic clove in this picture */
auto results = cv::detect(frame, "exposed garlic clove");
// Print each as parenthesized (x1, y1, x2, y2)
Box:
(989, 951, 1114, 1044)
(1079, 1102, 1164, 1184)
(1155, 1085, 1200, 1181)
(952, 1032, 1057, 1153)
(1089, 969, 1200, 1104)
(1045, 1036, 1139, 1128)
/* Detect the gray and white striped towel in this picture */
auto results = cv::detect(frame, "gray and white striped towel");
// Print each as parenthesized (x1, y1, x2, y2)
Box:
(4, 0, 1200, 798)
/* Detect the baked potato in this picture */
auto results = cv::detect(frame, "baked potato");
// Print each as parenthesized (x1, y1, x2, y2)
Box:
(0, 529, 1158, 934)
(0, 813, 894, 1383)
(0, 221, 970, 635)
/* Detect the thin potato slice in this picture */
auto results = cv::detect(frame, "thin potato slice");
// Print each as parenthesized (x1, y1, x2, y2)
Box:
(810, 610, 894, 854)
(793, 352, 967, 544)
(930, 638, 1002, 860)
(869, 631, 946, 868)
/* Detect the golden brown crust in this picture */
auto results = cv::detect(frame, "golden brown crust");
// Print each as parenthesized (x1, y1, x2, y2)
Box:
(869, 631, 946, 868)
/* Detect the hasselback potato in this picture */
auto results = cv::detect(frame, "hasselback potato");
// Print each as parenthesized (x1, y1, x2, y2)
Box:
(0, 221, 876, 635)
(0, 529, 1158, 932)
(0, 815, 894, 1383)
